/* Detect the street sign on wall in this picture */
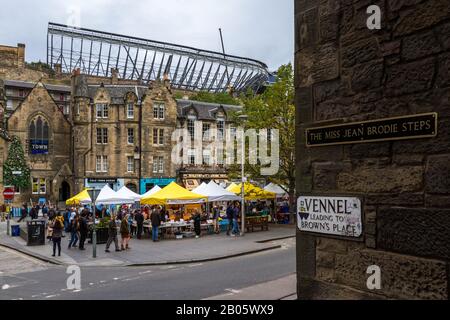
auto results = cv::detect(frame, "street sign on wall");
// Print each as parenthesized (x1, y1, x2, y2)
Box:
(297, 196, 362, 238)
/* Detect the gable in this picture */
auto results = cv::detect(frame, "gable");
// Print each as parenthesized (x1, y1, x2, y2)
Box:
(7, 82, 71, 133)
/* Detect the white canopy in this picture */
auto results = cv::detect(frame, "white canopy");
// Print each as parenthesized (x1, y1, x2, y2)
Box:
(193, 181, 242, 202)
(116, 186, 142, 202)
(95, 185, 135, 205)
(264, 183, 287, 197)
(141, 185, 162, 198)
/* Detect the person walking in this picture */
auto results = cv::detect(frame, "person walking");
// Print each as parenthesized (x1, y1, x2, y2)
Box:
(120, 214, 131, 250)
(51, 213, 64, 257)
(232, 203, 240, 236)
(29, 206, 37, 220)
(212, 205, 221, 234)
(67, 214, 79, 249)
(18, 204, 28, 223)
(226, 203, 234, 236)
(105, 214, 121, 252)
(150, 207, 161, 242)
(135, 210, 144, 240)
(193, 209, 201, 238)
(78, 212, 88, 250)
(128, 211, 136, 238)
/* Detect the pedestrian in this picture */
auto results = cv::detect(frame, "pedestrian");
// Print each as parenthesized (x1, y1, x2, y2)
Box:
(105, 214, 121, 252)
(18, 204, 28, 222)
(67, 213, 79, 249)
(42, 204, 48, 217)
(213, 205, 220, 234)
(160, 207, 166, 223)
(29, 206, 37, 220)
(78, 212, 88, 250)
(232, 202, 240, 236)
(51, 212, 64, 257)
(48, 205, 56, 220)
(120, 214, 131, 250)
(150, 207, 161, 242)
(129, 211, 136, 238)
(135, 209, 144, 240)
(226, 203, 234, 236)
(193, 209, 201, 238)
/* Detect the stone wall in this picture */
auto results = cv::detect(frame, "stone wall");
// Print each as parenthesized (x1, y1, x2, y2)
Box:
(295, 0, 449, 299)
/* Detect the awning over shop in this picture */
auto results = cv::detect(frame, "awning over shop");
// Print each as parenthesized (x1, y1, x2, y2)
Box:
(141, 182, 207, 205)
(65, 189, 92, 206)
(193, 181, 242, 202)
(228, 182, 276, 200)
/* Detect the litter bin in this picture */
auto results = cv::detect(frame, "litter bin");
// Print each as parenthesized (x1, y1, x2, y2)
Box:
(26, 220, 46, 246)
(11, 225, 20, 237)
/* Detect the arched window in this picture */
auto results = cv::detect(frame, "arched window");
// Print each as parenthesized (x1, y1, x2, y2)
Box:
(29, 116, 49, 154)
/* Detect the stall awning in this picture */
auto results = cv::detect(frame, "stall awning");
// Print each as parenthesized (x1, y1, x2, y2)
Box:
(228, 182, 276, 200)
(65, 189, 91, 206)
(96, 185, 135, 205)
(141, 182, 207, 205)
(193, 181, 242, 202)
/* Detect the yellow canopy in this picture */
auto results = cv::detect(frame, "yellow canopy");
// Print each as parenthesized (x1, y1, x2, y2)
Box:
(65, 189, 91, 206)
(140, 182, 207, 205)
(226, 183, 238, 192)
(228, 182, 276, 200)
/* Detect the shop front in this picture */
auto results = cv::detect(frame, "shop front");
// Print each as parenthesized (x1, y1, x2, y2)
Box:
(180, 173, 229, 191)
(84, 178, 125, 191)
(140, 177, 176, 194)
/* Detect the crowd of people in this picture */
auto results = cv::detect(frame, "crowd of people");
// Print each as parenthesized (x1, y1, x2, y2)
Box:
(11, 199, 281, 258)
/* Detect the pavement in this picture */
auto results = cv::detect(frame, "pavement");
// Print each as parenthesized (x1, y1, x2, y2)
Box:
(0, 237, 296, 300)
(0, 219, 294, 267)
(204, 273, 297, 300)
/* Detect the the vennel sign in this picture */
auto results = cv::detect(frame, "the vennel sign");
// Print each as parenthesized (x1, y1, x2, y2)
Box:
(306, 112, 437, 147)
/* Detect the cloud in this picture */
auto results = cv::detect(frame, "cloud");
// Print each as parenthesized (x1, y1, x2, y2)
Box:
(0, 0, 293, 70)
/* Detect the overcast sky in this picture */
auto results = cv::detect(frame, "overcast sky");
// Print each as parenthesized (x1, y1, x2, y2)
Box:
(0, 0, 294, 71)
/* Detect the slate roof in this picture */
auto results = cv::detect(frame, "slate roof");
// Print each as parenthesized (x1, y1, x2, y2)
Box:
(176, 99, 242, 120)
(4, 80, 71, 93)
(87, 84, 148, 104)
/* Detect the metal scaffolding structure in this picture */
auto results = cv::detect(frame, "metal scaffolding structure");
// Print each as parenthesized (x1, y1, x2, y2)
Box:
(47, 22, 269, 93)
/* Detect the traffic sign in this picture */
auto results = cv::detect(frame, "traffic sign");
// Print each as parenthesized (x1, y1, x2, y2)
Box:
(3, 187, 15, 200)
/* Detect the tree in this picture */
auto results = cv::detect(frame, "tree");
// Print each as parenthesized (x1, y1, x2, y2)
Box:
(229, 64, 296, 223)
(3, 136, 31, 191)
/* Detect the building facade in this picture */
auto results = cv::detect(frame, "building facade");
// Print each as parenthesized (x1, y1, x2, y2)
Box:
(0, 44, 242, 206)
(295, 0, 449, 299)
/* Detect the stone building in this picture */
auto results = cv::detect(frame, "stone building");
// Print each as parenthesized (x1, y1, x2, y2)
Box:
(0, 43, 242, 205)
(295, 0, 449, 299)
(176, 99, 241, 190)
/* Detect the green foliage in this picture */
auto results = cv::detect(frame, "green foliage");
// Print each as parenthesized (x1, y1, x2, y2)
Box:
(97, 217, 111, 228)
(189, 91, 240, 106)
(3, 136, 31, 190)
(25, 61, 55, 76)
(230, 63, 296, 196)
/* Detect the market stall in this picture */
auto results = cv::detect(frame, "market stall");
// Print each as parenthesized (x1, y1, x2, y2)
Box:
(65, 189, 92, 206)
(116, 185, 142, 202)
(193, 181, 242, 202)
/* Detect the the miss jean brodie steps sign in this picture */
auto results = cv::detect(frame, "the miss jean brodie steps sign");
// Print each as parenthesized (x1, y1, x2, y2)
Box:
(306, 113, 438, 147)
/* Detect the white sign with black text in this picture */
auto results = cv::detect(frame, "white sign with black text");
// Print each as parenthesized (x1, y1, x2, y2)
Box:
(297, 196, 362, 238)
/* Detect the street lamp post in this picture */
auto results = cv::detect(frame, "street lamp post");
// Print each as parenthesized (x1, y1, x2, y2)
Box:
(238, 114, 248, 236)
(86, 189, 100, 258)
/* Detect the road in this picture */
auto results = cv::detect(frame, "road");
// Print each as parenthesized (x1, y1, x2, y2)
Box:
(0, 238, 295, 300)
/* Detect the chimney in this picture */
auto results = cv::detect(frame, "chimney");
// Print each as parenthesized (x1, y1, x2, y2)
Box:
(71, 68, 88, 98)
(163, 73, 171, 89)
(111, 68, 118, 85)
(17, 43, 25, 69)
(54, 63, 62, 75)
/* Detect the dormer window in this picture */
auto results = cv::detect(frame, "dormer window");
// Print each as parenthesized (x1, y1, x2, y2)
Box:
(153, 102, 165, 120)
(127, 102, 134, 119)
(217, 118, 225, 140)
(96, 103, 108, 118)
